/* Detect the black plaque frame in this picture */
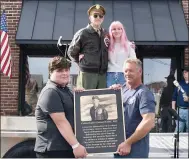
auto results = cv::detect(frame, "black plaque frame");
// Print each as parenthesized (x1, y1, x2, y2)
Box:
(74, 88, 126, 155)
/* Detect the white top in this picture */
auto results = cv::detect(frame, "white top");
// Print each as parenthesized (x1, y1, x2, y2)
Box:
(107, 42, 136, 72)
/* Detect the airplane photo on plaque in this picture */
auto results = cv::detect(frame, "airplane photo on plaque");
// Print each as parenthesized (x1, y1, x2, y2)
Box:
(74, 89, 126, 154)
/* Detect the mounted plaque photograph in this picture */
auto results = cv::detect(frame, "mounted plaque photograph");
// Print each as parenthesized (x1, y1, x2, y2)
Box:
(74, 89, 125, 154)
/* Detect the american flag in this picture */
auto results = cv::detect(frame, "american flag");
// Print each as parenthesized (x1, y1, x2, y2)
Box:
(0, 10, 12, 78)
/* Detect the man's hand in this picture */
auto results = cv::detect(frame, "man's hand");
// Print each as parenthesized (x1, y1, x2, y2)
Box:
(131, 41, 136, 50)
(79, 54, 84, 61)
(73, 144, 88, 158)
(109, 84, 122, 90)
(183, 95, 189, 102)
(104, 34, 110, 47)
(116, 141, 131, 156)
(74, 87, 85, 92)
(172, 101, 176, 111)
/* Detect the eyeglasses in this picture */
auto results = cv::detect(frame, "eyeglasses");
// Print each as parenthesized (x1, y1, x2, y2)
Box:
(93, 14, 104, 19)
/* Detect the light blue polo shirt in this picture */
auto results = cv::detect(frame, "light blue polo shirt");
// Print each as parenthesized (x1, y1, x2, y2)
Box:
(120, 84, 156, 158)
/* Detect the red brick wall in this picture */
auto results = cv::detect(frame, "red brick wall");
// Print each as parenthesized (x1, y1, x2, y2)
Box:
(0, 0, 22, 115)
(182, 0, 189, 67)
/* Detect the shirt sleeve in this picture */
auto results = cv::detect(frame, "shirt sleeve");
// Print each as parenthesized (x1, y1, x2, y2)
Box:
(139, 90, 156, 115)
(172, 87, 178, 101)
(67, 30, 82, 63)
(128, 43, 137, 58)
(38, 88, 64, 114)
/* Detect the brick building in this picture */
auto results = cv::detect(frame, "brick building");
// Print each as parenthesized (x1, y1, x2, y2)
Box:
(1, 0, 188, 115)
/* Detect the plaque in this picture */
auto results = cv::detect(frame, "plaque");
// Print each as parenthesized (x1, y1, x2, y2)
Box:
(74, 88, 126, 154)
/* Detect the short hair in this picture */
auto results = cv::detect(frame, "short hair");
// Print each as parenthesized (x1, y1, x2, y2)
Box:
(48, 56, 71, 78)
(123, 58, 142, 71)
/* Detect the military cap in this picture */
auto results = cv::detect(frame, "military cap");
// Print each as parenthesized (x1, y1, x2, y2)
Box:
(92, 95, 100, 100)
(87, 4, 106, 15)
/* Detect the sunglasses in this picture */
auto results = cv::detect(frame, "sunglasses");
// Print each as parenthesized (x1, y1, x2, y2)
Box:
(93, 14, 104, 19)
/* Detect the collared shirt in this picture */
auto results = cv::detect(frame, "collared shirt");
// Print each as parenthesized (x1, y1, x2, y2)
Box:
(122, 84, 156, 158)
(34, 80, 74, 152)
(90, 24, 101, 36)
(172, 80, 189, 108)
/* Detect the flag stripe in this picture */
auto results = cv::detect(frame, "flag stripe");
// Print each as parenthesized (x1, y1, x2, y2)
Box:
(0, 37, 9, 62)
(0, 32, 8, 57)
(0, 10, 12, 78)
(6, 61, 11, 76)
(1, 43, 10, 68)
(0, 31, 7, 44)
(2, 49, 11, 71)
(3, 51, 11, 73)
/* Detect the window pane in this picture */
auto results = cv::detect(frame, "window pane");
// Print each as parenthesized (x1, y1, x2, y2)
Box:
(143, 58, 177, 133)
(28, 57, 51, 85)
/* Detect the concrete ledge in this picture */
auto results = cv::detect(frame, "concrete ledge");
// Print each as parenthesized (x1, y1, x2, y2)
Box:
(1, 116, 37, 131)
(1, 131, 36, 138)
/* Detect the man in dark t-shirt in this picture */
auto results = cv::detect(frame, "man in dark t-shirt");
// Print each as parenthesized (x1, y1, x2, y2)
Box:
(110, 58, 156, 158)
(34, 56, 87, 158)
(120, 84, 155, 158)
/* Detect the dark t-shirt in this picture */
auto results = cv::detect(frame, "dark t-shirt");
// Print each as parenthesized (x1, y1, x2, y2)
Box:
(122, 84, 156, 158)
(34, 80, 74, 152)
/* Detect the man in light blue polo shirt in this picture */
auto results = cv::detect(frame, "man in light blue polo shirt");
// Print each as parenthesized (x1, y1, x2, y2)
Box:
(111, 58, 156, 158)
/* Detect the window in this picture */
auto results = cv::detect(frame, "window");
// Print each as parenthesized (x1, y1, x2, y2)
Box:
(143, 58, 178, 132)
(143, 58, 177, 91)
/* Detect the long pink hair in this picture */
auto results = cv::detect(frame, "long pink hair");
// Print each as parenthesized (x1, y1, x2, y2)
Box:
(108, 21, 130, 53)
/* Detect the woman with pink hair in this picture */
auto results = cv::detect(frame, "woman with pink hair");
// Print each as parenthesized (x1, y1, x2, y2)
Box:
(107, 21, 136, 87)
